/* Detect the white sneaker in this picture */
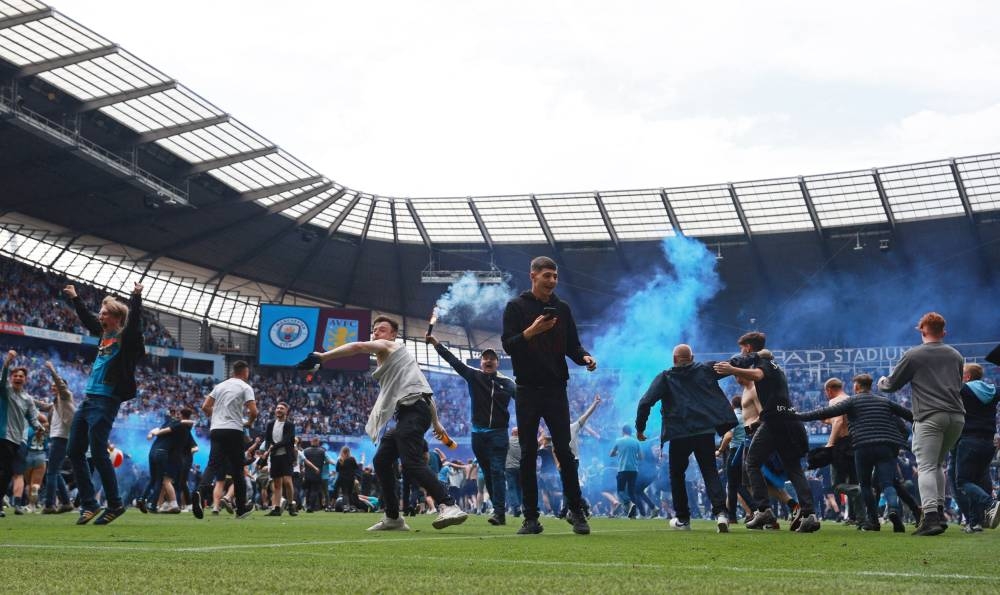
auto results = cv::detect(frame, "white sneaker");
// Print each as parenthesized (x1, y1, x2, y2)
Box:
(432, 504, 469, 530)
(669, 517, 691, 531)
(367, 515, 410, 531)
(716, 513, 730, 533)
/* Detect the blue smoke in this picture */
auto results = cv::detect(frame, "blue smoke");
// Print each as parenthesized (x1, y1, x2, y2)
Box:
(587, 235, 724, 434)
(435, 272, 515, 324)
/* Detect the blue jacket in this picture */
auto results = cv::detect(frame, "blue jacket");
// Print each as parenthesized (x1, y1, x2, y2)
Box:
(635, 361, 737, 445)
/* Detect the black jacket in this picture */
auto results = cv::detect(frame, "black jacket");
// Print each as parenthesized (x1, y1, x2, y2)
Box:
(635, 361, 737, 444)
(434, 343, 516, 430)
(796, 392, 913, 449)
(73, 292, 145, 401)
(262, 419, 296, 458)
(501, 291, 590, 387)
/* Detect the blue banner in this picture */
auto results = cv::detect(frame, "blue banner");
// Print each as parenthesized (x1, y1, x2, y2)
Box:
(258, 305, 320, 366)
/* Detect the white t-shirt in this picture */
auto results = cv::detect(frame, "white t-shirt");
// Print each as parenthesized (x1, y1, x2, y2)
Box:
(209, 377, 255, 431)
(272, 420, 286, 445)
(569, 421, 583, 459)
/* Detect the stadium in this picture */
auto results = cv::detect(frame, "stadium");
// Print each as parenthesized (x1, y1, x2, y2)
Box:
(1, 1, 999, 593)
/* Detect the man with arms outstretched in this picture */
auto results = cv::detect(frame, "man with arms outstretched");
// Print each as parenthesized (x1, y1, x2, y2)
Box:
(307, 316, 467, 531)
(64, 282, 145, 526)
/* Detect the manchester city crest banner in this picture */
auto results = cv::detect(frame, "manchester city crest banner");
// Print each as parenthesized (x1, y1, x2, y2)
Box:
(258, 305, 370, 370)
(258, 305, 320, 366)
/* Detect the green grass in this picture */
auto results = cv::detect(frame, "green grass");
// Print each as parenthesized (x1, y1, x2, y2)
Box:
(1, 511, 998, 594)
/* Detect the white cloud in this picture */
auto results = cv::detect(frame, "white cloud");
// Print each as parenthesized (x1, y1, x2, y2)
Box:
(56, 0, 1000, 196)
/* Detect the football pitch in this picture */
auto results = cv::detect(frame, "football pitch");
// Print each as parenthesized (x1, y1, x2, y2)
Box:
(1, 512, 997, 593)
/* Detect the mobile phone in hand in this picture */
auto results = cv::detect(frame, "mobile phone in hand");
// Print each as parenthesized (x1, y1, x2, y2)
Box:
(542, 305, 557, 320)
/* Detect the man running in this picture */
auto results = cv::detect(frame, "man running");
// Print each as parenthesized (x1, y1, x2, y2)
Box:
(306, 316, 467, 531)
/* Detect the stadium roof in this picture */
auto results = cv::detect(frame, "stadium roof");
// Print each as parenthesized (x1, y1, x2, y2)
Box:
(1, 1, 999, 336)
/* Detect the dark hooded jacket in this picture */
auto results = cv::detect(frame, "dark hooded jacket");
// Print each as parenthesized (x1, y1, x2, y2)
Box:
(635, 361, 737, 445)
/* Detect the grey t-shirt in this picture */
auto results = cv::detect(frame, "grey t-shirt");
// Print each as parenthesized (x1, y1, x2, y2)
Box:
(209, 377, 255, 431)
(505, 437, 522, 469)
(878, 341, 964, 422)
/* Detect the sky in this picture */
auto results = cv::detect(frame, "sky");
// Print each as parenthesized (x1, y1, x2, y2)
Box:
(57, 0, 1000, 198)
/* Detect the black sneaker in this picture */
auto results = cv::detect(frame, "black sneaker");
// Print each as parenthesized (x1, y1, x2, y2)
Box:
(913, 511, 945, 536)
(859, 520, 881, 532)
(220, 498, 234, 514)
(94, 505, 126, 526)
(136, 499, 148, 514)
(888, 511, 905, 533)
(192, 493, 204, 520)
(566, 510, 591, 535)
(487, 513, 506, 526)
(789, 507, 804, 532)
(266, 507, 282, 517)
(76, 507, 101, 525)
(517, 518, 543, 534)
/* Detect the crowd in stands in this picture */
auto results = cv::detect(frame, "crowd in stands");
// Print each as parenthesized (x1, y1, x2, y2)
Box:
(0, 257, 179, 348)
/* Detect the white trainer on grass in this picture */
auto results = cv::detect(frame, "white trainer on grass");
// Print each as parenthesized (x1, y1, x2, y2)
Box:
(432, 504, 468, 530)
(367, 515, 411, 531)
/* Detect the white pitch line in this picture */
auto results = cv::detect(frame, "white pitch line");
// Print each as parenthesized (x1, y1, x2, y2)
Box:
(0, 528, 647, 554)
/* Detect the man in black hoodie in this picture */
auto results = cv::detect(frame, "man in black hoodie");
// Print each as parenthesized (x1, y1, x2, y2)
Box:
(502, 256, 596, 536)
(64, 282, 145, 526)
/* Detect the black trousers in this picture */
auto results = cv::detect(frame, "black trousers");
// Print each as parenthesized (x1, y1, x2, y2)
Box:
(373, 399, 451, 518)
(515, 386, 583, 521)
(669, 433, 727, 520)
(745, 418, 814, 515)
(304, 477, 325, 511)
(208, 429, 249, 515)
(0, 439, 19, 511)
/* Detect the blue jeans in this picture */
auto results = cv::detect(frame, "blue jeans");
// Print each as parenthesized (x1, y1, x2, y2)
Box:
(68, 396, 122, 510)
(854, 443, 899, 522)
(44, 436, 72, 507)
(616, 470, 638, 514)
(143, 448, 170, 503)
(954, 436, 996, 526)
(471, 429, 509, 513)
(505, 467, 522, 511)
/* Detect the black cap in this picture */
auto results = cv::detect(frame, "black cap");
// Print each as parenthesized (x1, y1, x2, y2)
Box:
(481, 348, 499, 359)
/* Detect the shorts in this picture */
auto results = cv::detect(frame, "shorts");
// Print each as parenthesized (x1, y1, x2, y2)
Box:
(25, 451, 47, 470)
(269, 452, 293, 477)
(538, 472, 559, 492)
(12, 442, 28, 475)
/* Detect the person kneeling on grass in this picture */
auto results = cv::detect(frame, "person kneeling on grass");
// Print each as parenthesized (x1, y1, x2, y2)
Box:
(300, 316, 467, 532)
